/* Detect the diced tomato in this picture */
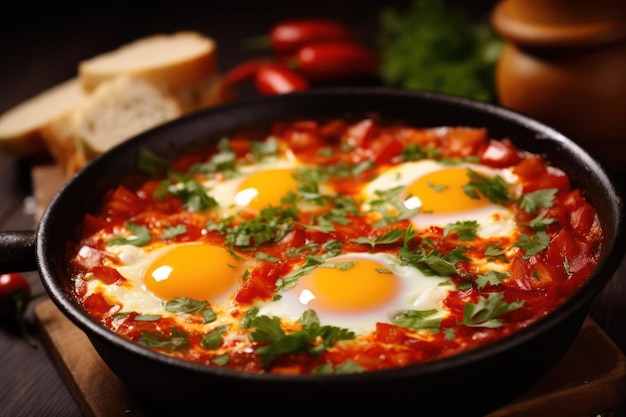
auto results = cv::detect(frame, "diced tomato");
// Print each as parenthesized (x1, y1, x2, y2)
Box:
(569, 203, 599, 237)
(513, 156, 570, 192)
(166, 223, 205, 242)
(440, 127, 488, 158)
(283, 128, 324, 151)
(537, 166, 570, 192)
(274, 121, 325, 152)
(235, 261, 292, 304)
(367, 133, 404, 165)
(479, 139, 520, 168)
(375, 322, 407, 344)
(544, 228, 597, 279)
(560, 190, 601, 239)
(319, 119, 350, 142)
(91, 266, 126, 285)
(341, 119, 378, 148)
(443, 287, 477, 316)
(227, 138, 253, 156)
(171, 153, 206, 172)
(71, 245, 109, 270)
(83, 293, 113, 318)
(82, 213, 110, 236)
(104, 185, 147, 219)
(513, 156, 544, 181)
(507, 255, 537, 290)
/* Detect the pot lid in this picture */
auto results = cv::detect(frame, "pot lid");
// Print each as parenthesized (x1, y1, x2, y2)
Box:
(491, 0, 626, 48)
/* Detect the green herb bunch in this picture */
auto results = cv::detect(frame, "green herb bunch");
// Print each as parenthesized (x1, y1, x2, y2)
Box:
(377, 0, 504, 102)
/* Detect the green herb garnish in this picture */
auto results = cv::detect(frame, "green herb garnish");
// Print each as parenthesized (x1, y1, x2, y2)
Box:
(108, 221, 152, 247)
(459, 292, 523, 328)
(248, 310, 355, 365)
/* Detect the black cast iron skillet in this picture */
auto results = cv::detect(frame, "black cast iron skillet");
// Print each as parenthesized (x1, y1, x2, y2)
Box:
(1, 87, 625, 416)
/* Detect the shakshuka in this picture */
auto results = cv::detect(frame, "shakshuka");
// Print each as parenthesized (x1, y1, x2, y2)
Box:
(68, 117, 602, 375)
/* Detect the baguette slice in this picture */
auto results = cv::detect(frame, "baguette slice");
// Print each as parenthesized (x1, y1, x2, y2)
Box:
(79, 31, 217, 112)
(0, 78, 83, 157)
(74, 74, 183, 160)
(40, 107, 85, 178)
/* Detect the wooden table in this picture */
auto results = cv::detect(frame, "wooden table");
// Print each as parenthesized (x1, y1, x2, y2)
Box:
(1, 1, 625, 416)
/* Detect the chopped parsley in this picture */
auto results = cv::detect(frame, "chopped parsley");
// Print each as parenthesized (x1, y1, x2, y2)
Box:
(462, 168, 514, 204)
(352, 228, 405, 249)
(368, 186, 420, 227)
(108, 221, 151, 247)
(207, 205, 298, 252)
(163, 176, 218, 212)
(514, 231, 550, 259)
(459, 292, 524, 328)
(518, 188, 557, 213)
(137, 147, 170, 177)
(443, 220, 479, 241)
(189, 139, 237, 174)
(398, 226, 469, 276)
(475, 270, 509, 289)
(163, 297, 208, 314)
(138, 328, 190, 351)
(484, 243, 508, 262)
(161, 224, 187, 240)
(200, 325, 229, 350)
(392, 309, 442, 333)
(313, 361, 364, 374)
(248, 310, 355, 364)
(525, 212, 556, 232)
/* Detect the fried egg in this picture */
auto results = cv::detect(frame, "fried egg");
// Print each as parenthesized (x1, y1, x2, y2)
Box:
(362, 160, 518, 238)
(205, 156, 301, 214)
(256, 252, 452, 335)
(85, 242, 246, 314)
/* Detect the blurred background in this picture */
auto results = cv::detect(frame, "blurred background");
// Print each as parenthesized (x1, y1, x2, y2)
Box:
(0, 0, 500, 114)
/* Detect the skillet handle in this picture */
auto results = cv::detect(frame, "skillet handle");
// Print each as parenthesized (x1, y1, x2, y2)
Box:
(0, 231, 38, 274)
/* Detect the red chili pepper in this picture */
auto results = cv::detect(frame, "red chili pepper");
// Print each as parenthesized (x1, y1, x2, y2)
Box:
(0, 273, 43, 348)
(270, 19, 356, 56)
(292, 41, 379, 83)
(222, 58, 272, 88)
(254, 63, 309, 96)
(0, 273, 31, 317)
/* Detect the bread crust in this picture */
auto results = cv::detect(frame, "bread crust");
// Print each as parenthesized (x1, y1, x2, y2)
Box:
(40, 108, 85, 178)
(2, 31, 224, 174)
(79, 31, 217, 93)
(0, 78, 83, 157)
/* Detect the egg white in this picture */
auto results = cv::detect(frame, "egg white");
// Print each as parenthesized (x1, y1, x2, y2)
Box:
(255, 252, 453, 335)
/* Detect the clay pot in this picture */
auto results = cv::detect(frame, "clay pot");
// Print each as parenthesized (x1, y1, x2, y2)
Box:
(491, 0, 626, 170)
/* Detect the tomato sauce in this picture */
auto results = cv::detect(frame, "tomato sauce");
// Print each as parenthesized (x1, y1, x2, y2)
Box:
(67, 117, 602, 375)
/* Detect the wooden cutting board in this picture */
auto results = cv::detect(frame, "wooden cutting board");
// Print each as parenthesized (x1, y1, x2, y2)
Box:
(34, 299, 626, 417)
(32, 164, 626, 417)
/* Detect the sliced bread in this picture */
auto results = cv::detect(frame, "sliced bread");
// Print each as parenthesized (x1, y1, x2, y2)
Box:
(79, 31, 217, 112)
(2, 31, 223, 167)
(40, 107, 84, 178)
(75, 74, 183, 159)
(0, 78, 83, 157)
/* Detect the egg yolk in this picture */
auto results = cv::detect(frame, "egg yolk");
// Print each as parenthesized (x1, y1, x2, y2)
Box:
(144, 243, 244, 301)
(404, 167, 490, 214)
(235, 168, 299, 211)
(294, 258, 399, 312)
